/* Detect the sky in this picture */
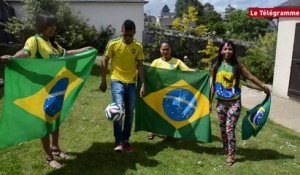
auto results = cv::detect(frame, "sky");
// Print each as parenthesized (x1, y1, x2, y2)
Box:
(144, 0, 287, 16)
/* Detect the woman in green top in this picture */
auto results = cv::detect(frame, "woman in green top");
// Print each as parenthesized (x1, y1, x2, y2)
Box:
(1, 12, 91, 169)
(210, 40, 270, 166)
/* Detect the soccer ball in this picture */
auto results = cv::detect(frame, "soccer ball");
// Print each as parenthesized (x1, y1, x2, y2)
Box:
(105, 103, 124, 122)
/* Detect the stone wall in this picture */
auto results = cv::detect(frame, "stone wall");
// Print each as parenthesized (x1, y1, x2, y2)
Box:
(143, 29, 250, 68)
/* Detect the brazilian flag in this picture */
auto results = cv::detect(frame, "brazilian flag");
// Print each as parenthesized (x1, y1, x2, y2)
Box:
(135, 65, 212, 142)
(0, 49, 97, 149)
(242, 95, 271, 140)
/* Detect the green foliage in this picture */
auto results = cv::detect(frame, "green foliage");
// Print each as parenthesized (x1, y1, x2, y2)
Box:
(191, 25, 208, 37)
(172, 5, 209, 37)
(199, 10, 225, 36)
(172, 18, 182, 30)
(242, 32, 277, 83)
(225, 10, 270, 41)
(198, 38, 218, 70)
(182, 6, 198, 32)
(3, 0, 115, 52)
(203, 3, 214, 11)
(175, 0, 204, 18)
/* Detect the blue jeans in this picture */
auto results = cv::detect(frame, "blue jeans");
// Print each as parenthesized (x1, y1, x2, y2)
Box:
(111, 80, 136, 145)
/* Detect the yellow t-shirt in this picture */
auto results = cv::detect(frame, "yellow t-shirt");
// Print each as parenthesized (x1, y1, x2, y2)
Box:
(104, 37, 144, 83)
(151, 57, 190, 71)
(23, 35, 65, 59)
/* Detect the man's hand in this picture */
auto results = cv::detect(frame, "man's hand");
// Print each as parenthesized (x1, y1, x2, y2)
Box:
(139, 83, 145, 97)
(99, 81, 107, 92)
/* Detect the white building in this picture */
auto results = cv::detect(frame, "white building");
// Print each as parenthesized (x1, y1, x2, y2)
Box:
(273, 0, 300, 100)
(6, 0, 148, 42)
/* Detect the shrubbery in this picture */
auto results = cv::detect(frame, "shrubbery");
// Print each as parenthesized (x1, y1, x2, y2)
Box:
(3, 0, 115, 53)
(242, 32, 277, 84)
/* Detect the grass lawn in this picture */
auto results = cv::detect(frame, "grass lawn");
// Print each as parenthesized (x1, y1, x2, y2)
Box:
(0, 64, 299, 175)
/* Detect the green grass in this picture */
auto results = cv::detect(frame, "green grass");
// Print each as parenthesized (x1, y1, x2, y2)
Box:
(0, 64, 299, 175)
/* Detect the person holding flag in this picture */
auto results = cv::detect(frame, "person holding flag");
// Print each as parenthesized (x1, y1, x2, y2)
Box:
(147, 41, 194, 140)
(210, 40, 270, 166)
(1, 12, 92, 169)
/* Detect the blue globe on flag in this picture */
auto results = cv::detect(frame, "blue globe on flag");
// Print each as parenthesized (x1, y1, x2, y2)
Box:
(162, 88, 197, 121)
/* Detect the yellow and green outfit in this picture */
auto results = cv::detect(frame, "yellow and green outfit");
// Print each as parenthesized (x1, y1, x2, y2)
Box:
(23, 35, 65, 59)
(104, 37, 144, 145)
(150, 57, 190, 71)
(105, 37, 144, 83)
(214, 61, 241, 157)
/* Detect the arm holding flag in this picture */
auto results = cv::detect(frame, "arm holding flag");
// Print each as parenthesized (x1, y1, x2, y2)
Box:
(240, 64, 270, 94)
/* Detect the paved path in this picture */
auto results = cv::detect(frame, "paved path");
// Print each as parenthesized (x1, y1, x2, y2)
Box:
(241, 86, 300, 133)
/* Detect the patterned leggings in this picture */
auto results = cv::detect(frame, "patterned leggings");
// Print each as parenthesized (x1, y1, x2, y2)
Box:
(216, 99, 241, 157)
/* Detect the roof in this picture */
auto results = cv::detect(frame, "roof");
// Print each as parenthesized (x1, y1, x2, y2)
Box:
(276, 0, 300, 7)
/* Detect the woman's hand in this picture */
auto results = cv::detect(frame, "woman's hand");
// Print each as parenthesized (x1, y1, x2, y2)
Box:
(262, 85, 271, 95)
(0, 55, 12, 63)
(83, 46, 93, 51)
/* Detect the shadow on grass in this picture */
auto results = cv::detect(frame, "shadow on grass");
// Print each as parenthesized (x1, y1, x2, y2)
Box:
(142, 136, 294, 163)
(48, 142, 160, 175)
(48, 138, 294, 174)
(235, 147, 295, 162)
(90, 64, 101, 77)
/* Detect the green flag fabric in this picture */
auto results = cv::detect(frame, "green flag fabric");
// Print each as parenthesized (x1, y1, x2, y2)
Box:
(135, 65, 212, 143)
(242, 94, 271, 140)
(0, 49, 97, 149)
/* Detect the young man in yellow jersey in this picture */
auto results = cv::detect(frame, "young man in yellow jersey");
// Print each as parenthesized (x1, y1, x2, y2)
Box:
(100, 19, 145, 152)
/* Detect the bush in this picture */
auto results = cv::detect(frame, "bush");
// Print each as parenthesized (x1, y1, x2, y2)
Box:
(3, 0, 115, 52)
(242, 32, 277, 84)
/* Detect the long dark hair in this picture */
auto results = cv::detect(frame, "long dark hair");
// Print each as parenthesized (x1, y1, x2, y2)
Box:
(213, 40, 240, 86)
(36, 12, 58, 49)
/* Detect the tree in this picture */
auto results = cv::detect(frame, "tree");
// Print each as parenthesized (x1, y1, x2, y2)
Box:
(191, 25, 208, 37)
(198, 38, 218, 70)
(175, 0, 204, 18)
(161, 5, 170, 16)
(172, 5, 209, 37)
(182, 6, 198, 32)
(242, 32, 277, 83)
(225, 10, 270, 40)
(204, 3, 214, 11)
(172, 17, 182, 30)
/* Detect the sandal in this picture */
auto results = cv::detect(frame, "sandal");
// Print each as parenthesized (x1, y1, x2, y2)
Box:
(51, 147, 71, 160)
(225, 156, 235, 167)
(148, 132, 155, 140)
(46, 157, 63, 169)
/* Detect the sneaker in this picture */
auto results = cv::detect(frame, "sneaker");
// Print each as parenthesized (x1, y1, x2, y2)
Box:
(114, 144, 124, 152)
(123, 143, 134, 153)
